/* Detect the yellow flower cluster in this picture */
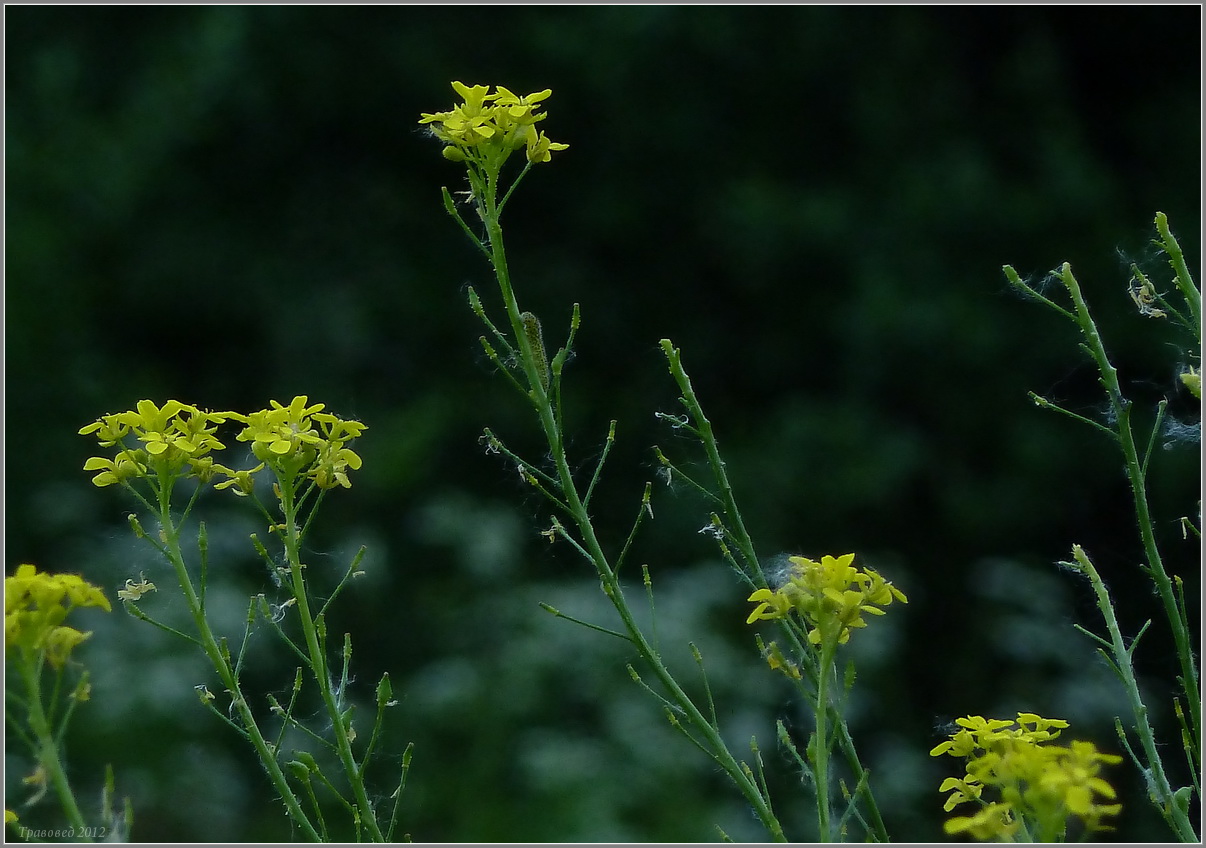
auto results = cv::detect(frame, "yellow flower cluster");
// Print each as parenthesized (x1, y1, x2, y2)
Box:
(931, 713, 1122, 840)
(79, 396, 366, 495)
(229, 396, 366, 491)
(79, 399, 227, 487)
(5, 565, 111, 668)
(745, 553, 907, 646)
(419, 81, 568, 166)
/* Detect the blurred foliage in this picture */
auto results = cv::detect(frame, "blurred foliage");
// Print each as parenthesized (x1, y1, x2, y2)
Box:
(5, 6, 1200, 842)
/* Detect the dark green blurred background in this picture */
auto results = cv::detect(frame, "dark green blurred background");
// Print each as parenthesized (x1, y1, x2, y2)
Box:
(6, 6, 1201, 842)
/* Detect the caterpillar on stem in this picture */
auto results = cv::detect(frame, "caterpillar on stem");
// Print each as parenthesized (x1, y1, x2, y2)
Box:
(521, 311, 550, 392)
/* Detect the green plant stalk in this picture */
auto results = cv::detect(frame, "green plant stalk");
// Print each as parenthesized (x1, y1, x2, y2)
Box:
(275, 478, 387, 843)
(15, 654, 89, 837)
(150, 477, 322, 843)
(813, 636, 837, 842)
(478, 205, 787, 842)
(1068, 546, 1197, 841)
(658, 340, 765, 587)
(1055, 263, 1201, 739)
(661, 342, 888, 842)
(1155, 212, 1201, 339)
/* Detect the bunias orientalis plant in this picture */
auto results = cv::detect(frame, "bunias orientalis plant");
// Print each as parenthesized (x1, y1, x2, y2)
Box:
(420, 80, 904, 842)
(5, 566, 131, 842)
(1002, 213, 1200, 842)
(77, 397, 411, 842)
(742, 554, 906, 840)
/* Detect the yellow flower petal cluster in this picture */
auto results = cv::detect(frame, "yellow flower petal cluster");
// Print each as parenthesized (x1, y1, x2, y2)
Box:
(228, 396, 366, 490)
(931, 713, 1122, 840)
(745, 553, 907, 645)
(79, 400, 228, 486)
(80, 396, 367, 495)
(419, 81, 568, 166)
(5, 565, 111, 668)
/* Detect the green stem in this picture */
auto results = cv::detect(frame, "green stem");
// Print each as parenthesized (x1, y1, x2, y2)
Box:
(153, 497, 322, 842)
(660, 341, 765, 586)
(1057, 263, 1201, 742)
(481, 207, 786, 842)
(277, 481, 387, 842)
(1155, 212, 1201, 340)
(814, 636, 837, 842)
(1068, 546, 1197, 841)
(661, 340, 888, 842)
(17, 655, 90, 838)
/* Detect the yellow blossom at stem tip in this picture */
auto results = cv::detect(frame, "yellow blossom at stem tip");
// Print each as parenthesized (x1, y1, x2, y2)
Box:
(419, 81, 568, 167)
(745, 553, 906, 646)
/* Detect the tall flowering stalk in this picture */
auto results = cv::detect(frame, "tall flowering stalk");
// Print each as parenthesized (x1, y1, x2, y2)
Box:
(418, 81, 569, 406)
(78, 397, 408, 842)
(422, 81, 900, 842)
(655, 344, 894, 841)
(744, 554, 906, 840)
(421, 81, 790, 839)
(1003, 213, 1200, 841)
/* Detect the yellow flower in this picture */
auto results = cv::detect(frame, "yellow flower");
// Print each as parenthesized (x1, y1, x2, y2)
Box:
(6, 564, 111, 615)
(308, 444, 363, 490)
(937, 775, 984, 812)
(943, 802, 1018, 840)
(494, 85, 552, 115)
(420, 82, 567, 167)
(1015, 712, 1069, 743)
(82, 450, 148, 488)
(235, 396, 327, 461)
(745, 587, 792, 623)
(744, 553, 906, 646)
(213, 462, 265, 497)
(451, 80, 495, 115)
(230, 397, 366, 490)
(77, 414, 131, 446)
(42, 626, 91, 668)
(5, 565, 110, 667)
(80, 400, 229, 486)
(525, 130, 570, 164)
(933, 713, 1121, 840)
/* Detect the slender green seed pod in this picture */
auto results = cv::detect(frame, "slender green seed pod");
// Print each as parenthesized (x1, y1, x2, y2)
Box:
(520, 311, 550, 391)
